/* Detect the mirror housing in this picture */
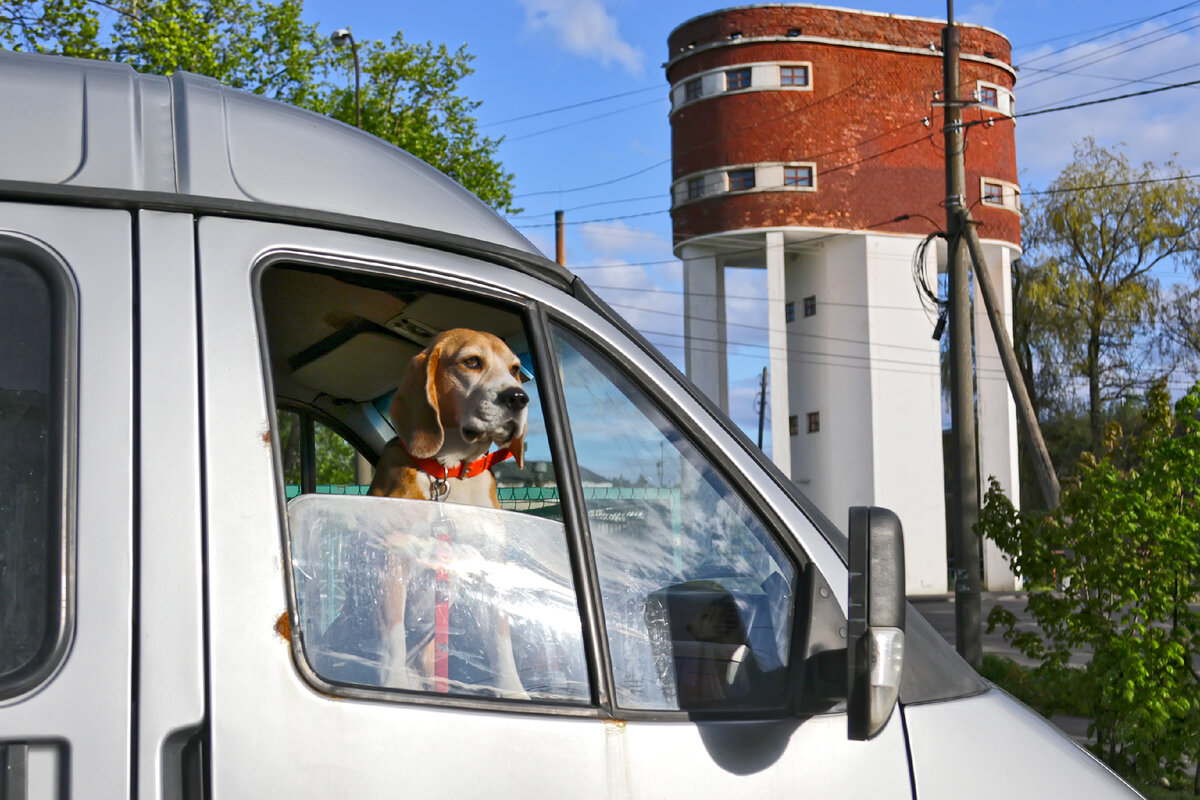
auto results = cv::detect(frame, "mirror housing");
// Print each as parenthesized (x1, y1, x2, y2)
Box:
(846, 506, 905, 740)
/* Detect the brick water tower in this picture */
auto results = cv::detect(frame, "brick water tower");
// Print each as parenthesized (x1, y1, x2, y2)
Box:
(666, 4, 1022, 593)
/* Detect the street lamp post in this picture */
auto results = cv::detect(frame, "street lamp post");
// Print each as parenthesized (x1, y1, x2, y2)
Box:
(330, 28, 361, 129)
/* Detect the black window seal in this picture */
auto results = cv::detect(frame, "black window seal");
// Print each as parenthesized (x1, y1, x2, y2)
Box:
(251, 255, 605, 718)
(0, 233, 79, 702)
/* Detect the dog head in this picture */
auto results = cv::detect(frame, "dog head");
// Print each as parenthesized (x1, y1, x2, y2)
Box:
(390, 328, 528, 467)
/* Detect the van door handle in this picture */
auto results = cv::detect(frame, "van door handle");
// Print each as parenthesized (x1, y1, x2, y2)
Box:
(2, 743, 28, 800)
(1, 743, 61, 800)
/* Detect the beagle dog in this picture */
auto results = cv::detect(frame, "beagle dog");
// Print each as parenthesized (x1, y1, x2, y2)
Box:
(366, 328, 530, 697)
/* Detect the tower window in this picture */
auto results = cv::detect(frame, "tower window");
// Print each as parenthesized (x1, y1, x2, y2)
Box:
(983, 181, 1004, 205)
(687, 177, 705, 200)
(685, 78, 702, 101)
(807, 412, 820, 433)
(728, 169, 755, 191)
(780, 65, 809, 87)
(789, 415, 799, 436)
(726, 68, 751, 90)
(803, 295, 816, 317)
(978, 86, 999, 108)
(784, 166, 814, 187)
(785, 301, 795, 322)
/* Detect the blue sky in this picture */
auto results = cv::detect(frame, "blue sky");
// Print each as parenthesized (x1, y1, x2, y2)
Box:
(301, 0, 1200, 447)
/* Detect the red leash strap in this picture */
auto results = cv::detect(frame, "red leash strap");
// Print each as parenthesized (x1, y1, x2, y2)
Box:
(397, 440, 514, 692)
(433, 519, 452, 693)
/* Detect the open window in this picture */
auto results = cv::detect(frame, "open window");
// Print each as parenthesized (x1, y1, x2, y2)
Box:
(258, 263, 583, 704)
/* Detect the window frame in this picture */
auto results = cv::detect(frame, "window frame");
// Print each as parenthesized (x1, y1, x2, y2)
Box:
(542, 306, 812, 722)
(255, 254, 815, 722)
(725, 68, 751, 91)
(684, 78, 702, 101)
(686, 176, 705, 200)
(784, 165, 814, 188)
(728, 168, 756, 191)
(255, 256, 606, 717)
(779, 64, 810, 87)
(0, 236, 79, 702)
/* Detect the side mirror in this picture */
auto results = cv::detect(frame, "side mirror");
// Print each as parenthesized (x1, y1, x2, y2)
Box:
(846, 506, 905, 740)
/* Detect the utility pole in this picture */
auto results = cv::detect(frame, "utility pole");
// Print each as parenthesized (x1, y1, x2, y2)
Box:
(755, 366, 768, 449)
(555, 210, 565, 266)
(942, 1, 982, 668)
(959, 214, 1061, 509)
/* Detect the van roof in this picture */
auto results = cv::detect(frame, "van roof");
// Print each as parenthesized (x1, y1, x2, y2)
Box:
(0, 51, 562, 279)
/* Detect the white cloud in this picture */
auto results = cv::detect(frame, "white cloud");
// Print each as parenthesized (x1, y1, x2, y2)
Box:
(579, 219, 669, 257)
(961, 2, 1001, 29)
(518, 0, 644, 74)
(1015, 23, 1200, 187)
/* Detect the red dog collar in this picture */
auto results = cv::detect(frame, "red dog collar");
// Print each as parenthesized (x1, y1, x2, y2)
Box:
(399, 440, 515, 481)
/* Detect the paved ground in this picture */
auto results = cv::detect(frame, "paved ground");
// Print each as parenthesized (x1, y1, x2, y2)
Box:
(908, 591, 1090, 668)
(909, 592, 1093, 745)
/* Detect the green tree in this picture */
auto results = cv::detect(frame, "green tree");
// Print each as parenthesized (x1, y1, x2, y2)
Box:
(1018, 138, 1200, 453)
(978, 382, 1200, 790)
(0, 0, 516, 212)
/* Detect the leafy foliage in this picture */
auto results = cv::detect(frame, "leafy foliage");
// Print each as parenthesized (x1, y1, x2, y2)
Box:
(979, 382, 1200, 787)
(0, 0, 516, 211)
(1017, 139, 1200, 452)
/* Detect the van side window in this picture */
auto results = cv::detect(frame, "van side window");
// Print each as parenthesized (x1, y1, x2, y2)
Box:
(278, 408, 369, 497)
(550, 325, 798, 712)
(259, 264, 586, 704)
(0, 255, 69, 699)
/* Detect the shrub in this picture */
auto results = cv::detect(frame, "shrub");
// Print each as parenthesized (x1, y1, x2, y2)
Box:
(978, 382, 1200, 789)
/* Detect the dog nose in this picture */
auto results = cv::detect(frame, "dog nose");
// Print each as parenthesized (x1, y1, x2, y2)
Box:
(498, 386, 529, 411)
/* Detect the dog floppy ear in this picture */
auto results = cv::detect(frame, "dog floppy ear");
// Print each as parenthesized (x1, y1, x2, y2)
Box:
(508, 423, 526, 469)
(389, 345, 443, 459)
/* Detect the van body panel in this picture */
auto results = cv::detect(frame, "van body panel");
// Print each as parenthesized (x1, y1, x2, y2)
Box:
(194, 215, 912, 797)
(0, 203, 134, 796)
(135, 211, 206, 800)
(617, 712, 912, 797)
(195, 217, 613, 798)
(0, 51, 537, 255)
(903, 690, 1141, 798)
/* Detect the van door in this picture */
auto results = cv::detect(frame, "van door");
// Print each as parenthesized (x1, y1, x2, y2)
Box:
(195, 217, 609, 798)
(195, 215, 912, 797)
(0, 205, 134, 797)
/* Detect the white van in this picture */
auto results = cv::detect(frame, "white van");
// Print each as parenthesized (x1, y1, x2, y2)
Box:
(0, 51, 1140, 799)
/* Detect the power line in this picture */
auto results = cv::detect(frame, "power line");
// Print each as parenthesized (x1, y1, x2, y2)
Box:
(514, 159, 670, 199)
(505, 194, 665, 221)
(1017, 60, 1200, 111)
(1018, 16, 1200, 90)
(603, 300, 1007, 359)
(514, 75, 888, 199)
(1015, 77, 1200, 118)
(483, 85, 661, 127)
(514, 209, 669, 229)
(1014, 1, 1200, 64)
(505, 97, 666, 143)
(1025, 172, 1200, 196)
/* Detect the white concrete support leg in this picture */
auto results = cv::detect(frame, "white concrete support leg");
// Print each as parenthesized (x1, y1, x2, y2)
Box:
(681, 244, 728, 413)
(765, 232, 792, 476)
(973, 243, 1022, 591)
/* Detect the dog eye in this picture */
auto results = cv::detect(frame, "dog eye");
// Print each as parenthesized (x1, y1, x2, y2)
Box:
(510, 364, 521, 377)
(462, 356, 483, 369)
